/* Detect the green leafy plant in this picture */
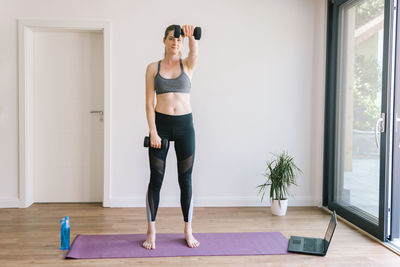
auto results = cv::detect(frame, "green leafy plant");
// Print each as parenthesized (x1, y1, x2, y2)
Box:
(353, 54, 381, 131)
(355, 0, 384, 28)
(257, 151, 302, 206)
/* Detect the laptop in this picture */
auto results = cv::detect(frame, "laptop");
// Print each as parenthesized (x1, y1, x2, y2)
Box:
(287, 210, 337, 256)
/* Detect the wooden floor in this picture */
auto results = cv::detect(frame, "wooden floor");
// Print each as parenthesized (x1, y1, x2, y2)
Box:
(0, 204, 399, 266)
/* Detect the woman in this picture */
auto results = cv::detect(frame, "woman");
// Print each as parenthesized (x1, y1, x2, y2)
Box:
(142, 24, 200, 250)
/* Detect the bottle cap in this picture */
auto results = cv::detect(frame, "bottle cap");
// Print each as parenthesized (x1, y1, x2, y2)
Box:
(65, 216, 69, 220)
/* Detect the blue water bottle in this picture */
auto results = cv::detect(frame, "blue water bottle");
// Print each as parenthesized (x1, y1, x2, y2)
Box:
(59, 217, 65, 249)
(60, 216, 70, 250)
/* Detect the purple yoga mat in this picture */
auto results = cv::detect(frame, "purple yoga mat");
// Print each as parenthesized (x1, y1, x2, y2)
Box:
(65, 232, 289, 259)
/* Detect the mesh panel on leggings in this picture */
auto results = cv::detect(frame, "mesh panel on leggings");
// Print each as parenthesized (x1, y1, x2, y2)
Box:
(150, 153, 165, 175)
(178, 154, 194, 222)
(147, 153, 166, 221)
(178, 155, 194, 174)
(146, 188, 155, 221)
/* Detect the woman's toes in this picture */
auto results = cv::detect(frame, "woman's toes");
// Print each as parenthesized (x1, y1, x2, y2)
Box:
(143, 240, 155, 250)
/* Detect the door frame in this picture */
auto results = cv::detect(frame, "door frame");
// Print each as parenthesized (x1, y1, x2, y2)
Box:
(17, 20, 112, 207)
(390, 0, 400, 241)
(323, 0, 396, 241)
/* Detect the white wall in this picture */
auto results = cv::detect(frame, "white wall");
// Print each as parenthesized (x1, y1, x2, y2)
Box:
(0, 0, 327, 208)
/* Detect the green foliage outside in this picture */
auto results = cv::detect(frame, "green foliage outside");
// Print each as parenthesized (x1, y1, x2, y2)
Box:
(353, 55, 381, 131)
(353, 0, 383, 131)
(355, 0, 384, 28)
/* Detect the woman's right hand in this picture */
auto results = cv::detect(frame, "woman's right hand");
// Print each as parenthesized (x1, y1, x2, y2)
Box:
(150, 132, 162, 149)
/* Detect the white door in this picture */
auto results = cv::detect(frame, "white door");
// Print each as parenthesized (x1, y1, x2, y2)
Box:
(33, 30, 104, 202)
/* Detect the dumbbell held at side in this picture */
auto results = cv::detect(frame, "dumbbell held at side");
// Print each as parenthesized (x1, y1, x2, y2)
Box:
(174, 25, 202, 40)
(143, 136, 169, 150)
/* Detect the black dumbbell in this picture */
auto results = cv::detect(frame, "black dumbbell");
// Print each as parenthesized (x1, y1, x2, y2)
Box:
(144, 136, 169, 150)
(174, 25, 202, 40)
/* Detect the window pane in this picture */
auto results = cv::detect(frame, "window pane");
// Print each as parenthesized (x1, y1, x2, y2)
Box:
(335, 0, 385, 223)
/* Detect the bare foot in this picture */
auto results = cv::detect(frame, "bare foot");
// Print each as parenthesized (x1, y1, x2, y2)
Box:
(142, 231, 156, 250)
(184, 230, 200, 248)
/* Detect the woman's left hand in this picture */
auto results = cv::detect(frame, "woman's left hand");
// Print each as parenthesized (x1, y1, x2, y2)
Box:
(182, 24, 195, 38)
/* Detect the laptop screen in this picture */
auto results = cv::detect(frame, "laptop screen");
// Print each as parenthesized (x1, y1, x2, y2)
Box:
(324, 211, 337, 244)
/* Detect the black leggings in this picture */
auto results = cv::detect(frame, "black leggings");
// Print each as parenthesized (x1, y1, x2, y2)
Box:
(146, 111, 195, 222)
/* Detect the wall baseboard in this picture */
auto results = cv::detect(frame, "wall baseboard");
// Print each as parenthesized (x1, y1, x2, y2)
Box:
(0, 197, 20, 208)
(0, 196, 322, 208)
(107, 195, 322, 208)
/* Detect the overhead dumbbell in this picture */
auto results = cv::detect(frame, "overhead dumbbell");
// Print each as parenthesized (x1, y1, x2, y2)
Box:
(174, 25, 202, 40)
(143, 136, 169, 150)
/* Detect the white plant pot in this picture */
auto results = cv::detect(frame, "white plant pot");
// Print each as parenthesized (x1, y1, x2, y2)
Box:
(270, 199, 288, 216)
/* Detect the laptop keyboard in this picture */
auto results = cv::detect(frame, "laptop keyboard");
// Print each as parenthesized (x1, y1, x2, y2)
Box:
(293, 239, 301, 245)
(304, 238, 317, 251)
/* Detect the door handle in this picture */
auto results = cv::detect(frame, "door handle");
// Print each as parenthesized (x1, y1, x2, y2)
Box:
(375, 113, 385, 149)
(396, 113, 400, 148)
(90, 110, 103, 115)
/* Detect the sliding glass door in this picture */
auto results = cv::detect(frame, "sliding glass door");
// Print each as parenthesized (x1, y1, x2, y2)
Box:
(324, 0, 396, 240)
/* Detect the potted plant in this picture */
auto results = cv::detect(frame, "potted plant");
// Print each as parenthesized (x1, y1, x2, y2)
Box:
(257, 150, 302, 216)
